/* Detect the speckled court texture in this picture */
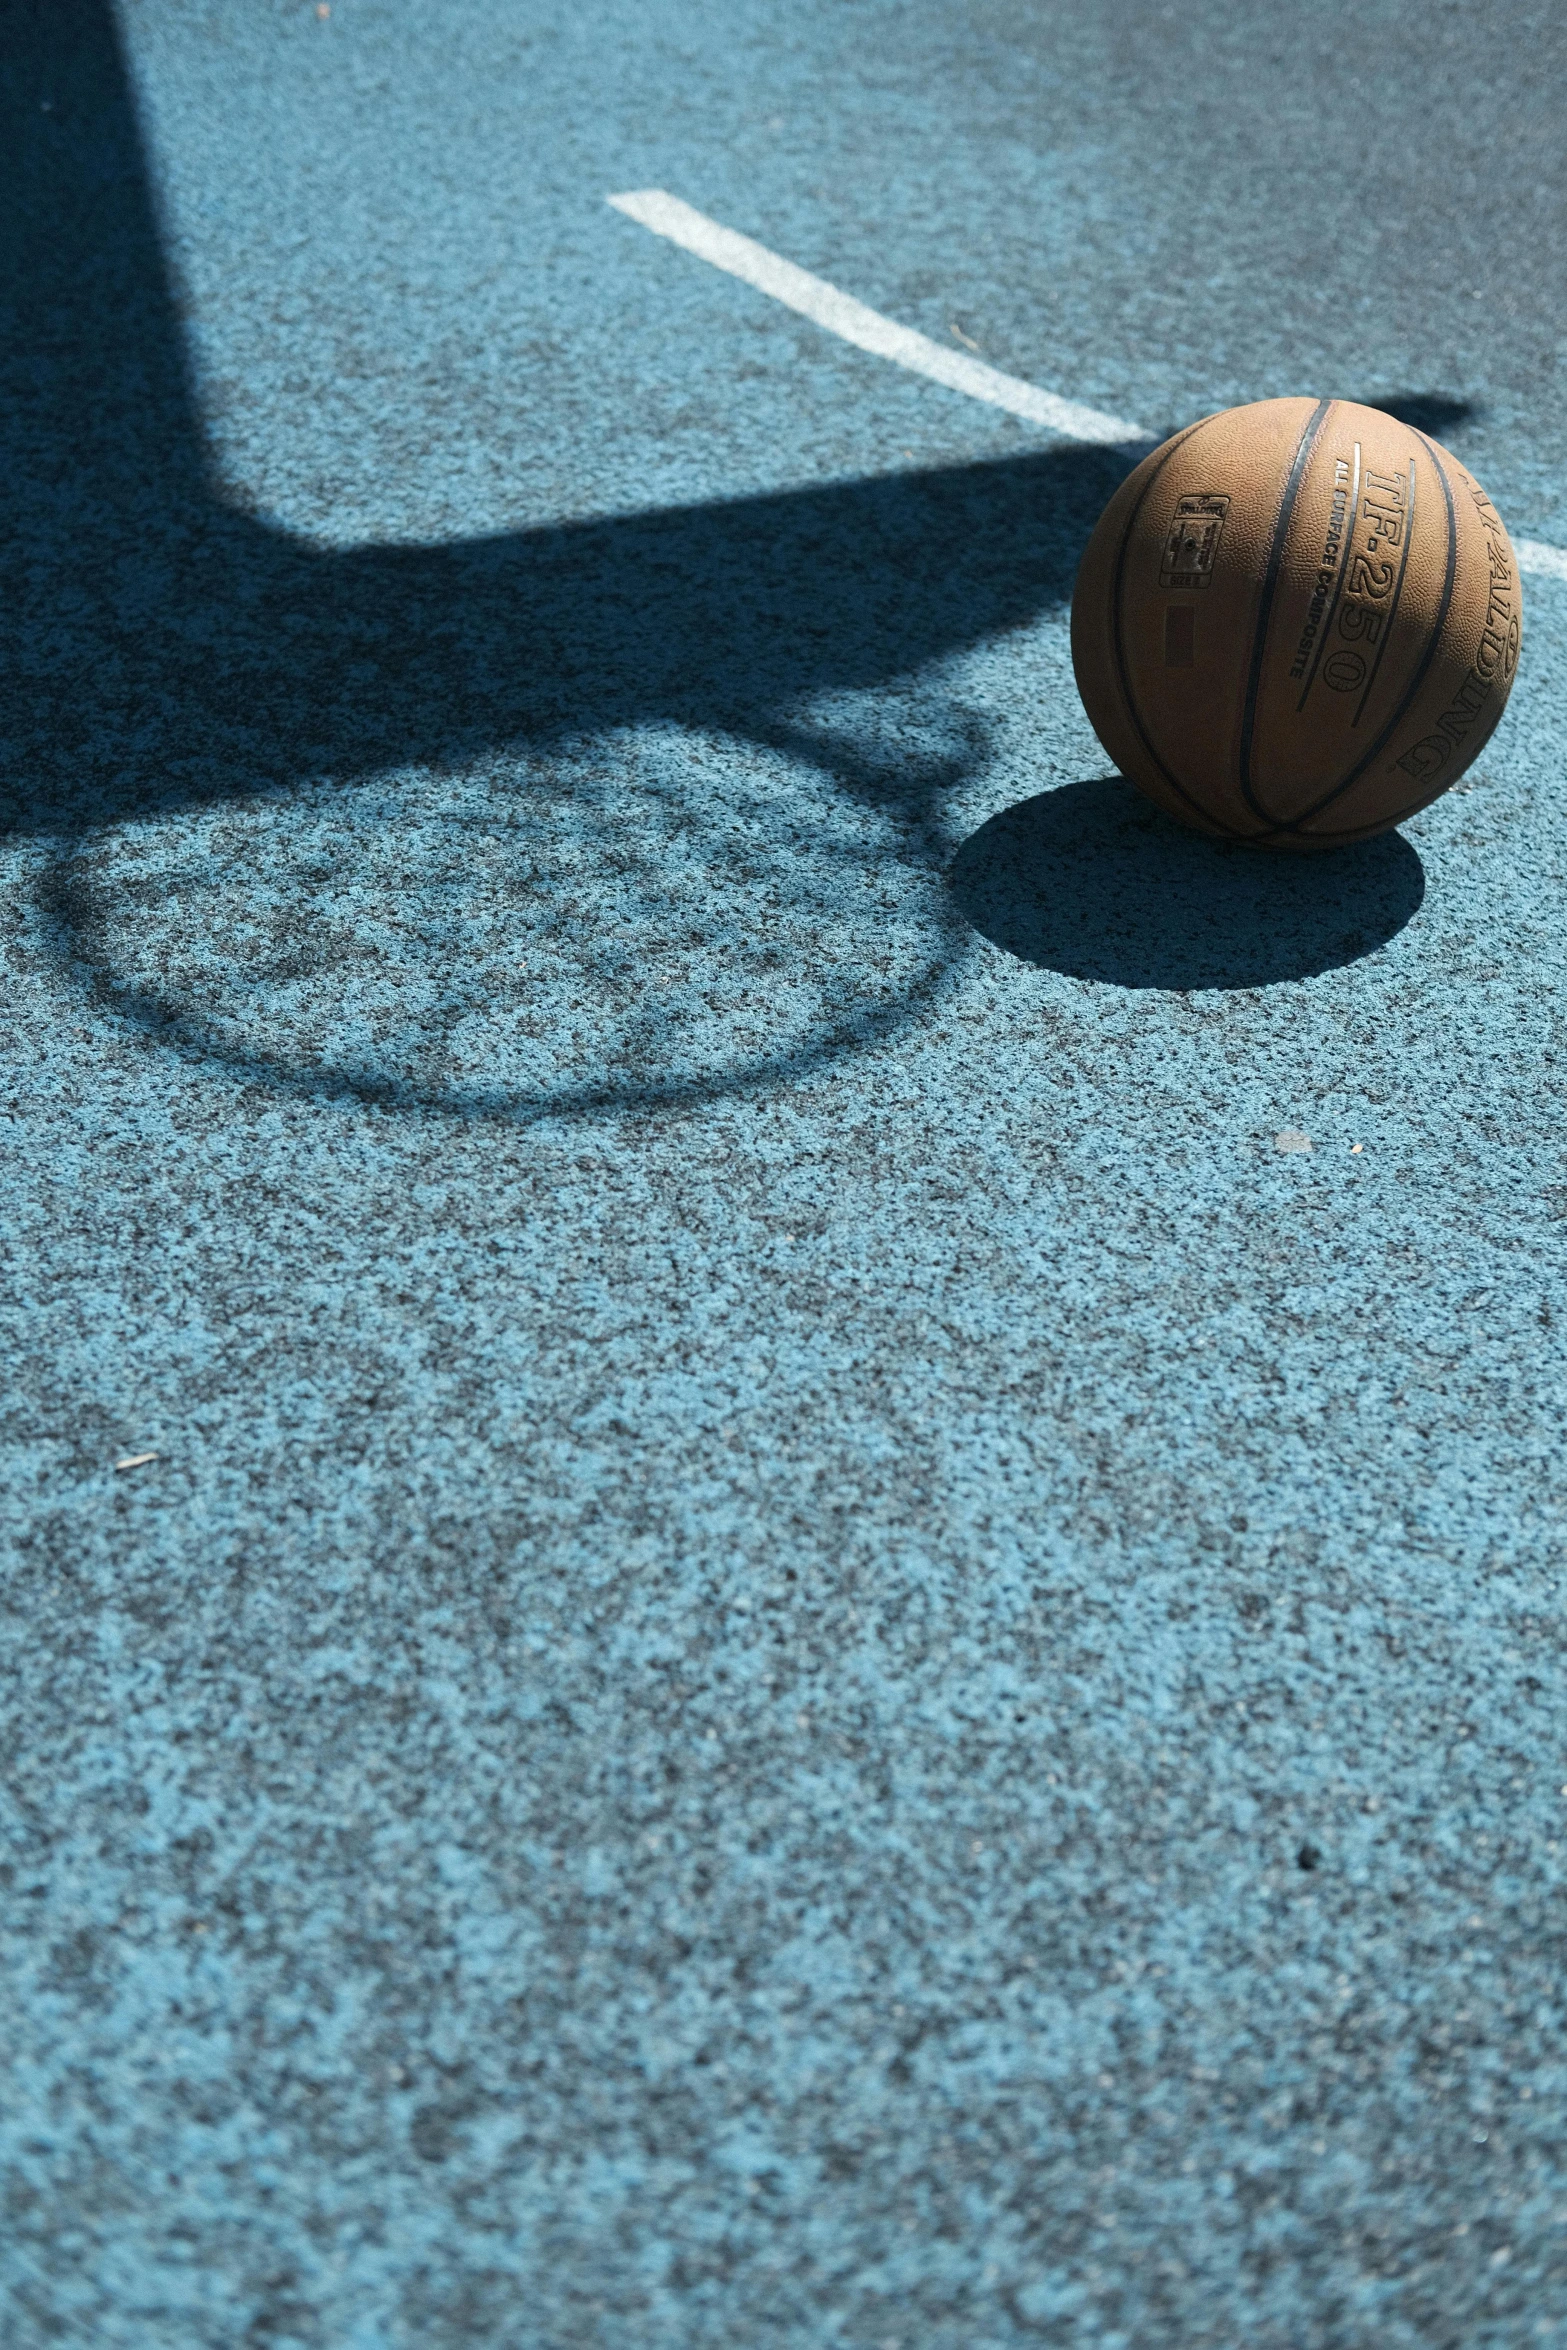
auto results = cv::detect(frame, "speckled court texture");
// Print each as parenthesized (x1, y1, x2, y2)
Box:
(4, 3, 1567, 2345)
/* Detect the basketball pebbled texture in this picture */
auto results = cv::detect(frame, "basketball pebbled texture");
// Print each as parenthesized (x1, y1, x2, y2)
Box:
(1070, 397, 1523, 850)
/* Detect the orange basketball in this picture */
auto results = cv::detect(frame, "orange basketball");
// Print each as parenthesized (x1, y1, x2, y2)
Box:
(1070, 398, 1522, 850)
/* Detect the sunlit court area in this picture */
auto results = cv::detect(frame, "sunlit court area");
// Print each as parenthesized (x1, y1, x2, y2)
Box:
(5, 2, 1567, 2343)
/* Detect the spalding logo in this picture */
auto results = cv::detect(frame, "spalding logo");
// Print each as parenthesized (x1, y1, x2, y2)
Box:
(1160, 494, 1230, 591)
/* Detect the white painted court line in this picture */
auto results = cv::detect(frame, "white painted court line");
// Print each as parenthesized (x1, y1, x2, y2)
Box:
(1518, 537, 1567, 583)
(609, 189, 1567, 583)
(607, 189, 1151, 449)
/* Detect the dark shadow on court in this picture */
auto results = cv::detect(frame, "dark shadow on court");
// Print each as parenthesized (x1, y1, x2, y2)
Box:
(0, 0, 1126, 851)
(1, 2, 1443, 1112)
(950, 779, 1425, 989)
(1358, 392, 1477, 439)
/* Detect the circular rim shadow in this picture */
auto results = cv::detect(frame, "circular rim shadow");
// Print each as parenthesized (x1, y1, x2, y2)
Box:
(949, 778, 1426, 990)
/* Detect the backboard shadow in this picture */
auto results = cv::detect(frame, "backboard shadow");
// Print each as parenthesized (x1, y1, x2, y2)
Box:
(3, 1, 1441, 1115)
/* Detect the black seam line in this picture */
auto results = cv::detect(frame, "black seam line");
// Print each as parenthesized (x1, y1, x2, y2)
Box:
(1235, 398, 1333, 829)
(1313, 800, 1428, 840)
(1295, 440, 1360, 712)
(1107, 416, 1249, 841)
(1274, 433, 1459, 835)
(1350, 455, 1417, 727)
(1293, 789, 1440, 845)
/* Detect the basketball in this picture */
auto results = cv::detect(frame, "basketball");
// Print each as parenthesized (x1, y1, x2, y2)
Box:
(1070, 398, 1523, 850)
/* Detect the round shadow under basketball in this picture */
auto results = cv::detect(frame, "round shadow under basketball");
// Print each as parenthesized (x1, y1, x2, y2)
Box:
(949, 778, 1426, 990)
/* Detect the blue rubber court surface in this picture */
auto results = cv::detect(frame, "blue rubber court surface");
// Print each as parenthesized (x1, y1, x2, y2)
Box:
(5, 3, 1567, 2343)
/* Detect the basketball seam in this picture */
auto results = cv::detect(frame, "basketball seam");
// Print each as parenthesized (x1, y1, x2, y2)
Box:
(1276, 431, 1460, 836)
(1295, 791, 1442, 844)
(1235, 398, 1333, 830)
(1106, 416, 1250, 842)
(1349, 454, 1417, 727)
(1294, 438, 1361, 714)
